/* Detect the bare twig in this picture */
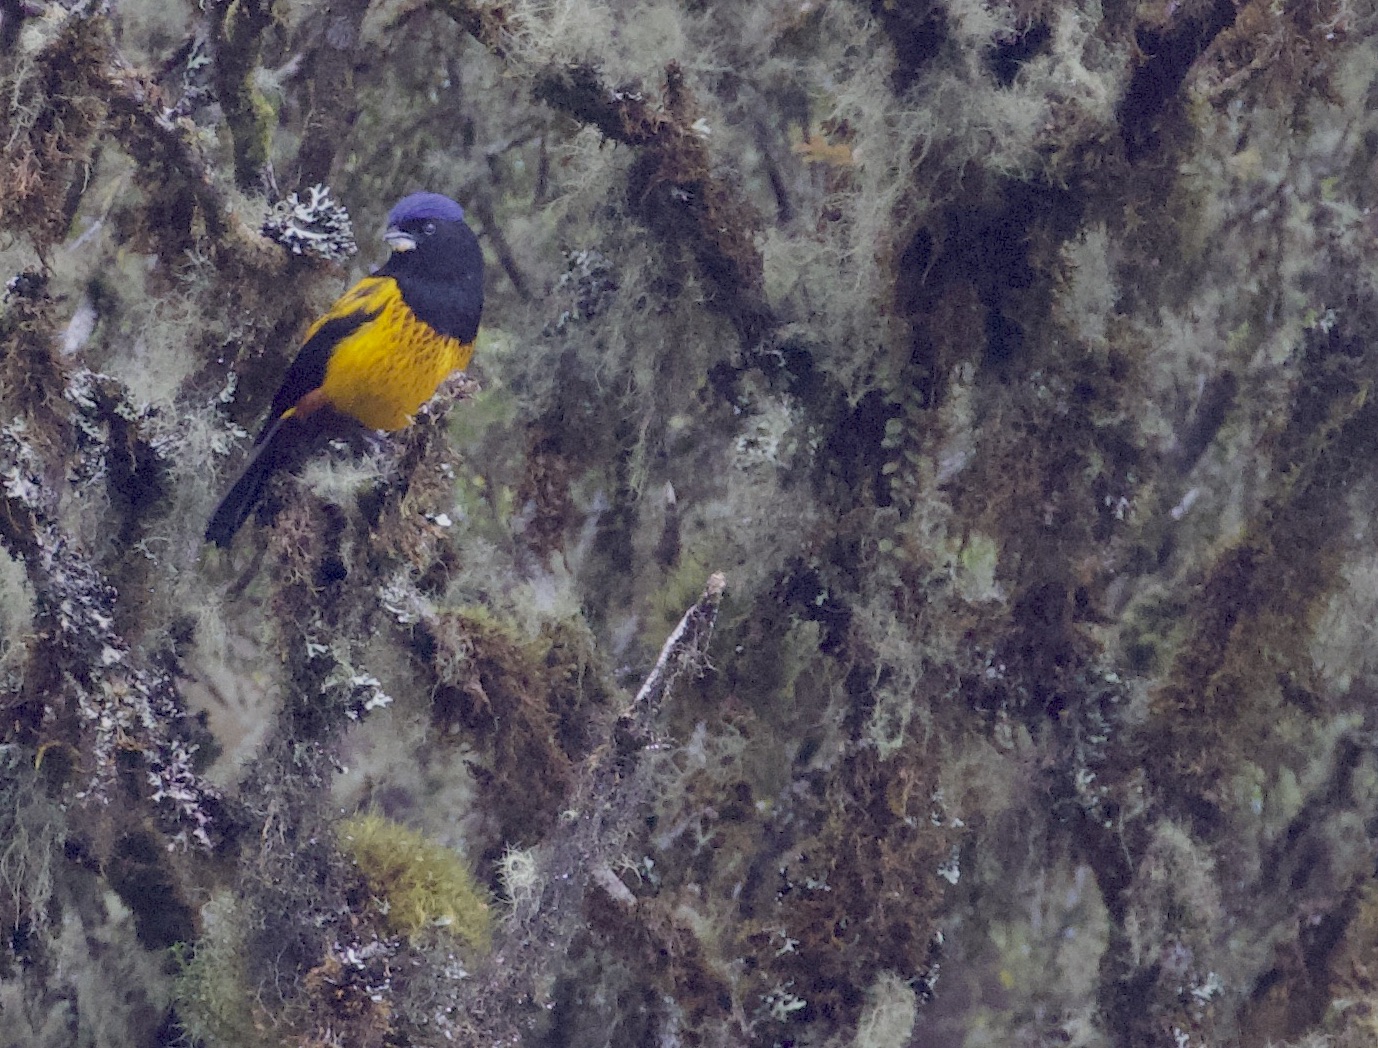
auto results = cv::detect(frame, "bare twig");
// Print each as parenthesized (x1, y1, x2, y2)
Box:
(623, 569, 726, 741)
(452, 572, 727, 1041)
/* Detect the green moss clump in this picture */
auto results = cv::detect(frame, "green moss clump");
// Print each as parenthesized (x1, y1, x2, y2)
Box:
(338, 813, 492, 950)
(420, 606, 615, 859)
(172, 893, 262, 1048)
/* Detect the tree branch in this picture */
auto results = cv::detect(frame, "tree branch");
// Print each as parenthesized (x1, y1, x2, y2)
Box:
(432, 0, 778, 350)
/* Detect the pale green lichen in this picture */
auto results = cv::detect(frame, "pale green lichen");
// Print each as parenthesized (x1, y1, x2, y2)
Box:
(171, 893, 260, 1048)
(853, 971, 917, 1048)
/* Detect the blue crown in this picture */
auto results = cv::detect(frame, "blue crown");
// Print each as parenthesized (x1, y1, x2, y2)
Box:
(388, 192, 466, 226)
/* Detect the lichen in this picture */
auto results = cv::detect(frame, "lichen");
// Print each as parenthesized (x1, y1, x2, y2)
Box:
(261, 184, 359, 262)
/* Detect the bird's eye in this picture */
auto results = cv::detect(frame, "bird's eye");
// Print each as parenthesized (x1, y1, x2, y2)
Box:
(423, 221, 437, 236)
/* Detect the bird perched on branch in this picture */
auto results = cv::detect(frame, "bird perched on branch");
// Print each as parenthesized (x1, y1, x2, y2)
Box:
(205, 191, 484, 547)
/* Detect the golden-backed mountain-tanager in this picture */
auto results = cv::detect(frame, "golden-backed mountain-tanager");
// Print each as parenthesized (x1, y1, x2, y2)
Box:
(205, 192, 484, 546)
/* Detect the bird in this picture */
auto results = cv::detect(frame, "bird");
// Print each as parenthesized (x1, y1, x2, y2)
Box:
(205, 191, 484, 547)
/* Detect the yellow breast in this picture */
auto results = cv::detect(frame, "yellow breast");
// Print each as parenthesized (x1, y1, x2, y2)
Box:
(319, 279, 475, 431)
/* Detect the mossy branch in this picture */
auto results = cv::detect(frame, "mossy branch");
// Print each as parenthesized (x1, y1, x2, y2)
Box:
(1, 9, 285, 271)
(209, 0, 278, 190)
(0, 467, 220, 850)
(290, 0, 372, 185)
(426, 0, 513, 60)
(497, 575, 722, 967)
(0, 15, 108, 251)
(433, 0, 777, 349)
(543, 61, 775, 348)
(374, 572, 726, 1040)
(0, 274, 224, 852)
(104, 63, 285, 272)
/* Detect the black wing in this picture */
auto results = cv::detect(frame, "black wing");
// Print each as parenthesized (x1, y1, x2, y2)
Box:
(261, 308, 378, 440)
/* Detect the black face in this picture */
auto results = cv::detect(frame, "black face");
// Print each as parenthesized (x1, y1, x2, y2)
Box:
(381, 217, 485, 343)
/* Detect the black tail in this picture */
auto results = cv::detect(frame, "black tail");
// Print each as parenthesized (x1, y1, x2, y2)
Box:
(205, 418, 290, 547)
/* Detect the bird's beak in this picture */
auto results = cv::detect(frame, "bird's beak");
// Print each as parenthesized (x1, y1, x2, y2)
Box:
(384, 227, 417, 252)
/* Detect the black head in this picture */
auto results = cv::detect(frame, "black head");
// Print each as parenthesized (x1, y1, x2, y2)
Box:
(380, 192, 484, 342)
